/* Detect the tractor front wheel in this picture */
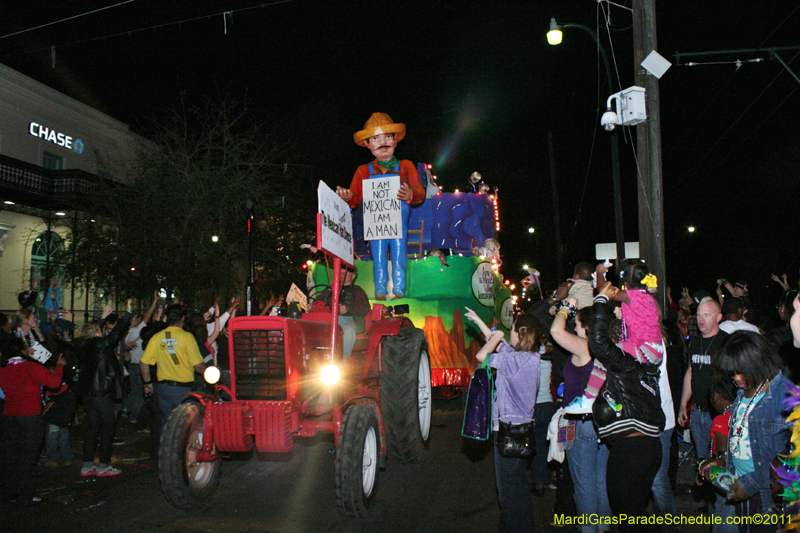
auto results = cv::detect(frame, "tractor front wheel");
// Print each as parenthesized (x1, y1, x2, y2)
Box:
(159, 402, 222, 509)
(380, 327, 432, 463)
(335, 405, 380, 517)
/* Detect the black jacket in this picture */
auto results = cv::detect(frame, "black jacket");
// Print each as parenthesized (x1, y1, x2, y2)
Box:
(589, 295, 665, 439)
(77, 314, 129, 399)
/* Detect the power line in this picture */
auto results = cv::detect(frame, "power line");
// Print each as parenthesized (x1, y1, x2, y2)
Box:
(0, 0, 136, 40)
(687, 49, 800, 187)
(0, 0, 295, 59)
(666, 4, 800, 173)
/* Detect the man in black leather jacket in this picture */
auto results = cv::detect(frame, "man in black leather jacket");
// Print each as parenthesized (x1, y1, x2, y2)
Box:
(589, 284, 664, 531)
(76, 301, 131, 477)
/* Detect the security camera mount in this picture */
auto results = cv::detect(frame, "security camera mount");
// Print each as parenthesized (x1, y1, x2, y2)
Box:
(600, 86, 647, 131)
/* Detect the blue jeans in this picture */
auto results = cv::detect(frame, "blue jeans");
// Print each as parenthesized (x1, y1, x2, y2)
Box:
(155, 382, 192, 433)
(651, 428, 677, 533)
(339, 315, 356, 358)
(734, 491, 777, 533)
(369, 201, 410, 297)
(531, 402, 554, 485)
(691, 407, 712, 460)
(714, 493, 738, 533)
(566, 419, 612, 533)
(126, 362, 144, 421)
(493, 433, 535, 532)
(154, 382, 191, 459)
(46, 424, 73, 462)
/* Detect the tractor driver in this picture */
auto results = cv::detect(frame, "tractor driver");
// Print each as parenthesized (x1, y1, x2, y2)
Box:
(336, 113, 425, 300)
(320, 265, 370, 358)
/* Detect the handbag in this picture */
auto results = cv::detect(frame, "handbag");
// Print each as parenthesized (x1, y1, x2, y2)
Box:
(497, 420, 534, 458)
(461, 355, 493, 442)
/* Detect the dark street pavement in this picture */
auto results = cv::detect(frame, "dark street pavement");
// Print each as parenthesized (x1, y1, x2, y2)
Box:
(2, 400, 713, 533)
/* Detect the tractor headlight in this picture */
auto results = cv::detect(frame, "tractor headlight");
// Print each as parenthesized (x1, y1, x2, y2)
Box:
(204, 366, 221, 384)
(320, 364, 340, 386)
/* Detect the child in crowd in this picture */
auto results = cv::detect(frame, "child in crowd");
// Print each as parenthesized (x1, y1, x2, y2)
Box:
(564, 260, 664, 414)
(696, 375, 738, 487)
(42, 359, 76, 468)
(549, 262, 595, 315)
(710, 375, 737, 459)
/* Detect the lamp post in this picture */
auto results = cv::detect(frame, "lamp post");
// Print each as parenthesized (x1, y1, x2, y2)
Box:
(548, 18, 626, 267)
(245, 198, 255, 316)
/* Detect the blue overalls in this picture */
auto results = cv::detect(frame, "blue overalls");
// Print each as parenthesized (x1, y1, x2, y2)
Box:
(368, 163, 410, 298)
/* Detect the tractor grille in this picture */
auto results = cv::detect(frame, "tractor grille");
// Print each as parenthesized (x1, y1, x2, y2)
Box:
(232, 329, 286, 401)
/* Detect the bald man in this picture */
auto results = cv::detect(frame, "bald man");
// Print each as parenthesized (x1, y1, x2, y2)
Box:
(678, 298, 729, 462)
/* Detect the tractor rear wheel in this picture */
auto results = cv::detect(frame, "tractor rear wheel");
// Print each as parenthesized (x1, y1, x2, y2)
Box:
(380, 326, 432, 463)
(335, 404, 379, 517)
(159, 402, 222, 509)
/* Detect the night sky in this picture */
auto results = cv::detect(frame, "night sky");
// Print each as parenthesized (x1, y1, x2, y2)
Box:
(3, 1, 800, 316)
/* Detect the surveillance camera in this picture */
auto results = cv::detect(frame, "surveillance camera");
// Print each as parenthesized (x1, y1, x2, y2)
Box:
(600, 110, 618, 132)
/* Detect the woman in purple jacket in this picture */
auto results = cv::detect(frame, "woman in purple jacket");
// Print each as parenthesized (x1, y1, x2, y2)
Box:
(465, 308, 542, 533)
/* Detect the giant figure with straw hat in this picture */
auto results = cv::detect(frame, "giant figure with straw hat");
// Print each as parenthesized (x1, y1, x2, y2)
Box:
(336, 113, 425, 300)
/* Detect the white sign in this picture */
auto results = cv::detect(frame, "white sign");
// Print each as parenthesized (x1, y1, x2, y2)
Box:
(28, 122, 84, 154)
(30, 340, 53, 364)
(595, 242, 640, 261)
(317, 181, 353, 263)
(362, 175, 402, 241)
(286, 283, 309, 312)
(471, 261, 495, 307)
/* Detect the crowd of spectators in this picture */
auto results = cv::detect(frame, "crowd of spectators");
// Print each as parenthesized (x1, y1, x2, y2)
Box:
(4, 261, 800, 533)
(503, 263, 800, 533)
(0, 279, 251, 504)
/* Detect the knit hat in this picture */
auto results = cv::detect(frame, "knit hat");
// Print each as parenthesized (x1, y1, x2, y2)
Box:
(354, 113, 406, 146)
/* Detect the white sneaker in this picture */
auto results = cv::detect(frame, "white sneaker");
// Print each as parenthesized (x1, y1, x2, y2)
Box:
(563, 395, 595, 415)
(80, 465, 97, 477)
(96, 465, 121, 477)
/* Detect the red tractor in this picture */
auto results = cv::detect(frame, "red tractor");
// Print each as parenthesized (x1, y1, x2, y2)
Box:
(157, 260, 432, 517)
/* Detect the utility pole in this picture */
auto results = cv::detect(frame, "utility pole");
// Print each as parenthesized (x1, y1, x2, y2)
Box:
(633, 0, 667, 309)
(547, 132, 565, 281)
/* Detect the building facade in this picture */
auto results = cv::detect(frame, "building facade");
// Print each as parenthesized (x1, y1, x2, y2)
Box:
(0, 63, 148, 322)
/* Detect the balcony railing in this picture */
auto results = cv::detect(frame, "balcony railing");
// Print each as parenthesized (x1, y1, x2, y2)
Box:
(0, 154, 118, 210)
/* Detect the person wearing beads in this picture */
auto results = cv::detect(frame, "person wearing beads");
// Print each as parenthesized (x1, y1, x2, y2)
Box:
(564, 260, 664, 415)
(678, 298, 730, 464)
(588, 282, 665, 531)
(465, 307, 541, 533)
(550, 301, 613, 533)
(12, 307, 45, 354)
(700, 332, 791, 532)
(697, 374, 739, 533)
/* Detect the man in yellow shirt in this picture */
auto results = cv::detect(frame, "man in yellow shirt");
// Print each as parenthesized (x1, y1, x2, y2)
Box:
(140, 304, 205, 454)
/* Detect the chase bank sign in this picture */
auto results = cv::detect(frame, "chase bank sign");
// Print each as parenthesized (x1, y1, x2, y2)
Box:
(28, 122, 85, 154)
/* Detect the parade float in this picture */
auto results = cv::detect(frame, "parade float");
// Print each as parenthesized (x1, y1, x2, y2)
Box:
(311, 170, 513, 391)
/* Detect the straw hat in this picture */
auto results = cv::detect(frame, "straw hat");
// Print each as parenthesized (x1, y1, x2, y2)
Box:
(353, 113, 406, 146)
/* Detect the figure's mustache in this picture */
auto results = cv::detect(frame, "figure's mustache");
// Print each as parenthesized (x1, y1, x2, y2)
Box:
(378, 145, 391, 150)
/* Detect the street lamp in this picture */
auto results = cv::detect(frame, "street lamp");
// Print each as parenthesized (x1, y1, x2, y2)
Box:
(547, 19, 562, 45)
(548, 18, 625, 265)
(528, 227, 535, 234)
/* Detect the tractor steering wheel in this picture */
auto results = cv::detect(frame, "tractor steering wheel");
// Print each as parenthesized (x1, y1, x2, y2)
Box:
(307, 284, 331, 307)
